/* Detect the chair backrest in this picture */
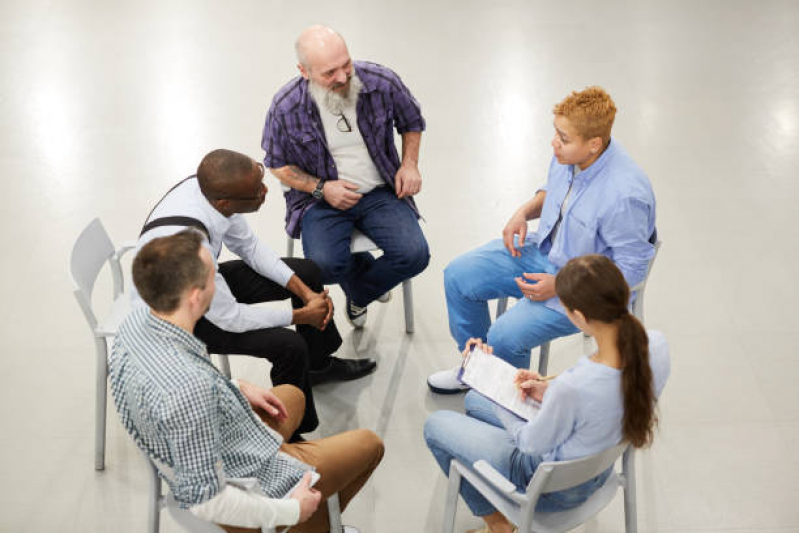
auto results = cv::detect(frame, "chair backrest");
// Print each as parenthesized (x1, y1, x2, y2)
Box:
(70, 218, 116, 299)
(630, 239, 662, 321)
(527, 442, 627, 494)
(70, 218, 121, 331)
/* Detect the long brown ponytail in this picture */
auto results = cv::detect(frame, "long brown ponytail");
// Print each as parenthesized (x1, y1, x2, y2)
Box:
(555, 255, 657, 448)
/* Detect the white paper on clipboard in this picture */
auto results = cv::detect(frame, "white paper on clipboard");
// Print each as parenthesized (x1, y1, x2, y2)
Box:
(458, 347, 541, 421)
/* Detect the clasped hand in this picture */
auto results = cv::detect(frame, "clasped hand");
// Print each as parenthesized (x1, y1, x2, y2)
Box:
(300, 289, 334, 330)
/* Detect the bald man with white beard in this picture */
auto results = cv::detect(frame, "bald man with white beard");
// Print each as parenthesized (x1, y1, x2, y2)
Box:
(262, 25, 430, 331)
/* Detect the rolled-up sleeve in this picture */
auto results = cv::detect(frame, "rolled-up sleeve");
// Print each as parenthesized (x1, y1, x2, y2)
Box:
(262, 107, 289, 169)
(388, 71, 425, 134)
(190, 484, 300, 529)
(600, 196, 655, 288)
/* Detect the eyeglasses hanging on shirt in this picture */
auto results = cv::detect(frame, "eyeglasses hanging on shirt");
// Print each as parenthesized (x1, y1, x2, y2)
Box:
(335, 113, 353, 133)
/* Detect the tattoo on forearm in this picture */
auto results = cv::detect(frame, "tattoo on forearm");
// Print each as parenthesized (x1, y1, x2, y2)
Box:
(287, 166, 317, 185)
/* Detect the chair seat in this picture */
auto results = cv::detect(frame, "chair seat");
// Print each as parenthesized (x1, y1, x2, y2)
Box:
(350, 229, 378, 254)
(531, 471, 621, 533)
(96, 292, 131, 337)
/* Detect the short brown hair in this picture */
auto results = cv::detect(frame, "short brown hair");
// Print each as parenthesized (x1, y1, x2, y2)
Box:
(132, 230, 209, 313)
(553, 86, 616, 144)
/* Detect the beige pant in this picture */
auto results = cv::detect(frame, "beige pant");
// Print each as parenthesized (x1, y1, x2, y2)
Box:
(219, 385, 384, 533)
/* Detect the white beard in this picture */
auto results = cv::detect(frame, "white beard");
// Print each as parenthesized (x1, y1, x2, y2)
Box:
(309, 72, 363, 115)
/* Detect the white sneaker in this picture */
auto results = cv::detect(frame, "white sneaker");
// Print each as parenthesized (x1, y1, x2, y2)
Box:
(377, 291, 392, 303)
(427, 366, 469, 394)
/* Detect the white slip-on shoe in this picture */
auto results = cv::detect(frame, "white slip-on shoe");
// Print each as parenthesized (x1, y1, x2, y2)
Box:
(427, 365, 469, 394)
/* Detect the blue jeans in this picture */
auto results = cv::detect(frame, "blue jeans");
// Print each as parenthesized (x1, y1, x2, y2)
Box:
(444, 239, 578, 368)
(301, 187, 429, 307)
(424, 391, 610, 517)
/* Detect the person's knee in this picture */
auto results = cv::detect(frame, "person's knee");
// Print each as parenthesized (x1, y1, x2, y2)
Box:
(487, 322, 531, 368)
(423, 411, 457, 448)
(444, 254, 476, 298)
(354, 429, 384, 461)
(303, 246, 349, 283)
(463, 390, 484, 418)
(272, 384, 306, 415)
(291, 259, 324, 290)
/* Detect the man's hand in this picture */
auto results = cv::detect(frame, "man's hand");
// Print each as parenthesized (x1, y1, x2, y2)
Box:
(238, 380, 288, 421)
(294, 295, 332, 330)
(514, 369, 549, 402)
(322, 179, 362, 210)
(290, 472, 322, 523)
(462, 337, 493, 358)
(305, 288, 334, 329)
(395, 164, 422, 199)
(515, 273, 556, 301)
(502, 212, 529, 257)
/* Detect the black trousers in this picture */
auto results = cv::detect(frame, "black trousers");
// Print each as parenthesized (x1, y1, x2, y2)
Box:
(194, 257, 342, 435)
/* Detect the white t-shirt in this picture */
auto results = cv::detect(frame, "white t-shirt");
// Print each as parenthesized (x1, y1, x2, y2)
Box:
(314, 97, 384, 194)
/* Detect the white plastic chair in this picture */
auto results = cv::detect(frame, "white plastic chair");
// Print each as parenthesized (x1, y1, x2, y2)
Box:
(496, 241, 662, 375)
(69, 218, 136, 471)
(69, 218, 232, 471)
(441, 443, 638, 533)
(287, 228, 415, 334)
(146, 454, 346, 533)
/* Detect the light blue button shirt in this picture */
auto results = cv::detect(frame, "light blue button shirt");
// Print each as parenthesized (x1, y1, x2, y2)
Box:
(531, 139, 657, 313)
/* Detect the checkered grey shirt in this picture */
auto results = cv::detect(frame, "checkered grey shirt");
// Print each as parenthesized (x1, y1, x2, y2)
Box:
(109, 307, 308, 507)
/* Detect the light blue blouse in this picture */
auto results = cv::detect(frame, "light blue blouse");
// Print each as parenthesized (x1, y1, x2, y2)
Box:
(497, 330, 670, 462)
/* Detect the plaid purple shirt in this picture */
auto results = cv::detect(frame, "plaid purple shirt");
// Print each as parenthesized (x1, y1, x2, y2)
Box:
(261, 61, 426, 238)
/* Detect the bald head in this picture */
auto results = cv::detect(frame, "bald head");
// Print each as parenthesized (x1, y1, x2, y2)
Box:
(295, 25, 354, 96)
(296, 25, 348, 71)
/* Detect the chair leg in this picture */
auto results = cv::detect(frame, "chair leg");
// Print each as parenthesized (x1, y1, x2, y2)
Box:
(94, 337, 108, 471)
(286, 236, 295, 258)
(496, 297, 508, 318)
(148, 460, 163, 533)
(327, 492, 343, 533)
(622, 447, 638, 533)
(538, 342, 550, 376)
(442, 461, 462, 533)
(217, 354, 231, 379)
(402, 279, 414, 334)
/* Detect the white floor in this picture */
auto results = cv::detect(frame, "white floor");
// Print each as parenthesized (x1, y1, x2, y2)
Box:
(2, 0, 799, 531)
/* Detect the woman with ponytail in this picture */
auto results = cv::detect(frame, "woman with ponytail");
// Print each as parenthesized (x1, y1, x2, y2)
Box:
(424, 255, 670, 533)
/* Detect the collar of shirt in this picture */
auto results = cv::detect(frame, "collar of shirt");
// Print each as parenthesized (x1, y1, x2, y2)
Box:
(571, 138, 617, 185)
(143, 308, 210, 361)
